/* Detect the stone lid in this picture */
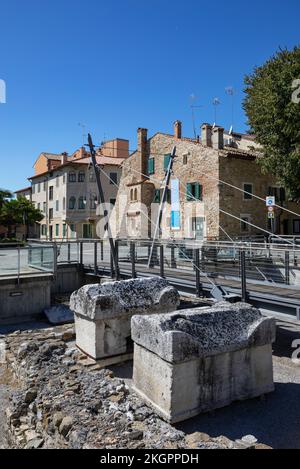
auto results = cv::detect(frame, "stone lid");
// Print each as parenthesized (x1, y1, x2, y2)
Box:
(70, 277, 179, 320)
(131, 302, 276, 363)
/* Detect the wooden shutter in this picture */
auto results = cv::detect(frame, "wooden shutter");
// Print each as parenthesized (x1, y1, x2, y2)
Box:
(195, 183, 202, 200)
(164, 154, 171, 171)
(186, 183, 193, 201)
(148, 158, 155, 175)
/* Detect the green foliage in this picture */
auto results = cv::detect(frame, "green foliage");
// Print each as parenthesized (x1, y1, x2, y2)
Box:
(0, 188, 12, 209)
(0, 196, 43, 238)
(243, 46, 300, 200)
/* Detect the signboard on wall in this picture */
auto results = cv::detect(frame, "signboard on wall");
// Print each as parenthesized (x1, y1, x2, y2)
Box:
(171, 179, 181, 230)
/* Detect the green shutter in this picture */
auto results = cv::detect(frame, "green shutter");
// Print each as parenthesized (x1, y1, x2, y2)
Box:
(148, 158, 155, 175)
(195, 183, 202, 200)
(164, 154, 171, 171)
(186, 183, 193, 201)
(154, 189, 161, 203)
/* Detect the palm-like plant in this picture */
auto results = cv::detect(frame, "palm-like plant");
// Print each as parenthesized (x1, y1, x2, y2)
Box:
(0, 189, 12, 210)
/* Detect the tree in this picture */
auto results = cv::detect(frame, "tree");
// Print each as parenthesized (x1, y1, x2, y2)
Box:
(0, 196, 43, 239)
(0, 188, 12, 210)
(243, 46, 300, 200)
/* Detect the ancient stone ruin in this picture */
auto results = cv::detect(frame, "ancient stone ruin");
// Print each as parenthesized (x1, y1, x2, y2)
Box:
(70, 277, 180, 360)
(131, 302, 276, 424)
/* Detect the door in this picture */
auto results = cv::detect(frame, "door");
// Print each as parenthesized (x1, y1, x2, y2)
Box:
(83, 224, 92, 239)
(193, 217, 204, 240)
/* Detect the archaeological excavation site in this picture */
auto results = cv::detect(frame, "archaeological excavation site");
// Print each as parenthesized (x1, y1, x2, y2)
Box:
(1, 274, 298, 453)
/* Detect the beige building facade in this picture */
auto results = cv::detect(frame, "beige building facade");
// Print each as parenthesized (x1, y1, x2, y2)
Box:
(28, 141, 128, 240)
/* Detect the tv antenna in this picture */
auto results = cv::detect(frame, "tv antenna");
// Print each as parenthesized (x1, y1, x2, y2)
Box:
(78, 123, 87, 146)
(225, 86, 235, 133)
(212, 97, 221, 126)
(189, 94, 203, 139)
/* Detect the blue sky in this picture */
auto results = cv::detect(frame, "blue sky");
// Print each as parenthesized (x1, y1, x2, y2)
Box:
(0, 0, 299, 191)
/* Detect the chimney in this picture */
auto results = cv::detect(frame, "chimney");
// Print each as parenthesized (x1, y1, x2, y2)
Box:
(137, 128, 148, 179)
(212, 126, 224, 150)
(174, 120, 182, 139)
(79, 146, 86, 159)
(61, 152, 68, 165)
(201, 123, 212, 147)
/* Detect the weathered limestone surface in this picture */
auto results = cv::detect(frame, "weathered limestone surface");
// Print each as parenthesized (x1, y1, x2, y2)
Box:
(70, 277, 180, 360)
(132, 302, 276, 423)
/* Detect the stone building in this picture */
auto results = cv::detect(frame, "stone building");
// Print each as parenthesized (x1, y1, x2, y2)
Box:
(27, 139, 129, 240)
(112, 121, 300, 240)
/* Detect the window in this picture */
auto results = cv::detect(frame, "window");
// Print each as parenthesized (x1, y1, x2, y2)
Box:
(32, 184, 35, 194)
(293, 220, 300, 234)
(43, 181, 47, 191)
(89, 171, 96, 182)
(43, 202, 46, 213)
(78, 171, 85, 182)
(243, 183, 253, 200)
(56, 200, 59, 212)
(62, 224, 67, 238)
(110, 172, 118, 185)
(56, 175, 60, 187)
(69, 196, 76, 210)
(63, 174, 66, 184)
(55, 224, 59, 237)
(49, 186, 53, 201)
(38, 183, 41, 193)
(186, 183, 202, 201)
(153, 189, 161, 203)
(49, 208, 53, 220)
(164, 154, 171, 171)
(90, 196, 97, 209)
(134, 188, 138, 201)
(69, 172, 76, 183)
(148, 158, 155, 175)
(110, 198, 116, 206)
(70, 224, 76, 239)
(78, 196, 86, 209)
(183, 155, 188, 165)
(241, 215, 250, 232)
(63, 197, 66, 211)
(41, 225, 47, 236)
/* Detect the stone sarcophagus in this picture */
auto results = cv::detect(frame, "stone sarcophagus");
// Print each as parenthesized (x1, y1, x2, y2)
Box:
(132, 302, 276, 424)
(70, 277, 180, 360)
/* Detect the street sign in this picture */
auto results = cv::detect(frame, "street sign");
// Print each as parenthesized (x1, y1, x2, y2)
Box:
(268, 206, 274, 212)
(266, 196, 275, 207)
(268, 212, 275, 219)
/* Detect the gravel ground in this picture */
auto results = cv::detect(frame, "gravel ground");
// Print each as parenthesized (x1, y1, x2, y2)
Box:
(0, 318, 299, 449)
(0, 339, 10, 448)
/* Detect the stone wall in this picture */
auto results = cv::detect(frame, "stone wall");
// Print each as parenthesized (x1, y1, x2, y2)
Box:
(219, 155, 300, 237)
(3, 325, 269, 449)
(113, 132, 220, 240)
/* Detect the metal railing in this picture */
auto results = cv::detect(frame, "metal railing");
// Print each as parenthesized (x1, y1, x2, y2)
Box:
(0, 244, 55, 282)
(3, 238, 300, 301)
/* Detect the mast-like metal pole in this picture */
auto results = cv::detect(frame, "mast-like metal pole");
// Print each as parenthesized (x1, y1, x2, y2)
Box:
(87, 133, 118, 276)
(148, 146, 176, 268)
